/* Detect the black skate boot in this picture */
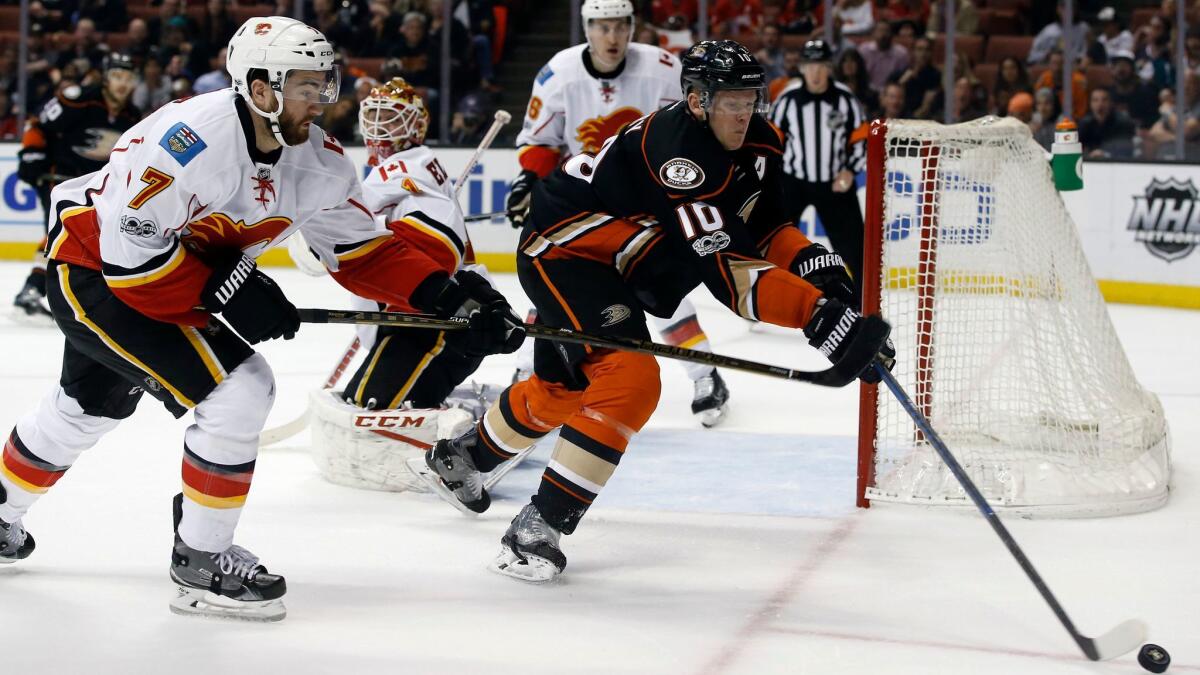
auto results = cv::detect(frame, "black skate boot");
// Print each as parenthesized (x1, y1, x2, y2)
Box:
(691, 369, 730, 428)
(407, 424, 491, 515)
(12, 277, 54, 327)
(491, 502, 566, 583)
(168, 494, 286, 621)
(0, 483, 35, 563)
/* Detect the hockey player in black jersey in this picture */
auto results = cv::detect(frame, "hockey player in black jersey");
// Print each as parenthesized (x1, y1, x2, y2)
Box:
(414, 40, 895, 583)
(13, 52, 141, 323)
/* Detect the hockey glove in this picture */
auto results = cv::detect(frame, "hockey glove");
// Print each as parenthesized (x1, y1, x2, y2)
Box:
(16, 147, 51, 188)
(200, 253, 300, 345)
(506, 169, 538, 229)
(793, 242, 857, 308)
(803, 298, 896, 384)
(414, 271, 526, 357)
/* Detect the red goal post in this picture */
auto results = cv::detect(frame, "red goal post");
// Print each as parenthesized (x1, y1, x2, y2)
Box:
(856, 118, 1171, 517)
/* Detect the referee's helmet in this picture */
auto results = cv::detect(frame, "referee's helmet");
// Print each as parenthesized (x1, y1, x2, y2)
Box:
(800, 39, 834, 64)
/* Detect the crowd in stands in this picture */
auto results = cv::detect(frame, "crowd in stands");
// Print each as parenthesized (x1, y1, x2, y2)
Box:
(0, 0, 506, 144)
(2, 0, 1200, 159)
(637, 0, 1200, 160)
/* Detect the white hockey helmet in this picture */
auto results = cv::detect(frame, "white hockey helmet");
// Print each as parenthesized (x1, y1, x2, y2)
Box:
(359, 77, 430, 165)
(581, 0, 634, 22)
(226, 16, 340, 147)
(581, 0, 634, 68)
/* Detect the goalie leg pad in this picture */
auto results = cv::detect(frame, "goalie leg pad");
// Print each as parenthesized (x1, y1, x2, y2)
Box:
(310, 390, 478, 493)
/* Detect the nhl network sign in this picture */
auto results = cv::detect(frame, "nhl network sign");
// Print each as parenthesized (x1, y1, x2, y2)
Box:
(1127, 177, 1200, 262)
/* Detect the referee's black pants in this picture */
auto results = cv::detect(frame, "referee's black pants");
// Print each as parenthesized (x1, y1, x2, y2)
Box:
(784, 175, 865, 305)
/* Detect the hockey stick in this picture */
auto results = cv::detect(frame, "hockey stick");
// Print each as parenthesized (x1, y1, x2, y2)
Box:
(454, 110, 511, 198)
(873, 363, 1147, 661)
(463, 210, 506, 222)
(297, 308, 887, 388)
(259, 336, 361, 447)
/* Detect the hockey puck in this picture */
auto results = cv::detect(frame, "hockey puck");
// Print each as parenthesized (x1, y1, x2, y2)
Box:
(1138, 644, 1170, 673)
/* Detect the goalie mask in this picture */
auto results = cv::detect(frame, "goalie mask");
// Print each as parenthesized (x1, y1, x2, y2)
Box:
(226, 16, 340, 147)
(359, 77, 430, 166)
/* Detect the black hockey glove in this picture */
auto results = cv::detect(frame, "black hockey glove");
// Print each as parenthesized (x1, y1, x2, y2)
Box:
(803, 298, 896, 384)
(792, 242, 857, 308)
(413, 270, 526, 357)
(200, 253, 300, 345)
(506, 169, 538, 229)
(16, 147, 51, 188)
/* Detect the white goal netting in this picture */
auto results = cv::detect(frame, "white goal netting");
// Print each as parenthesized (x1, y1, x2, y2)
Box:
(861, 117, 1171, 517)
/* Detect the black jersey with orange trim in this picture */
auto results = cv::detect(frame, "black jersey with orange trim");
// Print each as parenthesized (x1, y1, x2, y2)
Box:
(523, 101, 822, 329)
(22, 84, 141, 182)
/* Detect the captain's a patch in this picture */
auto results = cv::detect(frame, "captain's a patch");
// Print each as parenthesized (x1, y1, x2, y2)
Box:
(159, 122, 207, 166)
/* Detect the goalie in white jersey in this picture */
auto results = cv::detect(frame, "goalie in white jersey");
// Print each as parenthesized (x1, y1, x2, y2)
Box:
(0, 18, 524, 621)
(506, 0, 732, 427)
(306, 78, 513, 494)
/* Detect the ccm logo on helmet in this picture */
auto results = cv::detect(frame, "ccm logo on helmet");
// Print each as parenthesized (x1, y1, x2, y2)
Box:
(353, 415, 427, 429)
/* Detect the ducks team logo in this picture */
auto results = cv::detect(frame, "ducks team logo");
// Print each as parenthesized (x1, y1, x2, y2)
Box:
(1127, 178, 1200, 262)
(660, 158, 705, 190)
(601, 304, 631, 327)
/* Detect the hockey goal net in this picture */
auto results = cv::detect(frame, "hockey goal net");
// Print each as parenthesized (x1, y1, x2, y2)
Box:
(856, 117, 1171, 517)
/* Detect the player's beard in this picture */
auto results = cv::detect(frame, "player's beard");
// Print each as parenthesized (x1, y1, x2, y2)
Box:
(278, 108, 314, 146)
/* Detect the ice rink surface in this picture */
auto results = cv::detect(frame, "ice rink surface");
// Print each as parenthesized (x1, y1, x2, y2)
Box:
(0, 261, 1195, 674)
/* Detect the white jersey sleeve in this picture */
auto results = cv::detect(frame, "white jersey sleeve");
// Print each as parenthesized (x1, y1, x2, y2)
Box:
(360, 144, 468, 272)
(513, 44, 683, 176)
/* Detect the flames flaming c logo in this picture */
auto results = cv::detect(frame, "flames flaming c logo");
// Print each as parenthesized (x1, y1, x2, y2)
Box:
(575, 107, 643, 155)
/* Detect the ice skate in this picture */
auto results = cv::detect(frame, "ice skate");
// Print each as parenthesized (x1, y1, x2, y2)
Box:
(490, 502, 566, 583)
(406, 424, 491, 515)
(691, 369, 729, 428)
(11, 282, 54, 327)
(168, 494, 286, 622)
(0, 484, 35, 563)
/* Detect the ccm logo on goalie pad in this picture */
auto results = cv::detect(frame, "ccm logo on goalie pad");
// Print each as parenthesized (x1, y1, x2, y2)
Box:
(353, 415, 427, 429)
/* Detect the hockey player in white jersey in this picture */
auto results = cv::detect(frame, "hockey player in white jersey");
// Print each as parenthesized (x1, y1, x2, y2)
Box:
(306, 78, 513, 493)
(506, 0, 732, 427)
(0, 18, 524, 620)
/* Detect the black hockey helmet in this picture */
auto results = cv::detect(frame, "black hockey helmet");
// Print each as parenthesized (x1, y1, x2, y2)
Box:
(102, 51, 137, 73)
(680, 40, 769, 114)
(800, 39, 834, 64)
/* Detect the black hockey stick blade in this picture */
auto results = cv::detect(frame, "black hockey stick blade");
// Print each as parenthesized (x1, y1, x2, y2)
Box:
(873, 363, 1147, 661)
(298, 308, 877, 387)
(463, 210, 506, 222)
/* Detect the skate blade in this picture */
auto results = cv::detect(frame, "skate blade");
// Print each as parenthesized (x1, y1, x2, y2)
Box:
(169, 586, 286, 622)
(404, 457, 482, 517)
(489, 548, 560, 584)
(697, 404, 728, 429)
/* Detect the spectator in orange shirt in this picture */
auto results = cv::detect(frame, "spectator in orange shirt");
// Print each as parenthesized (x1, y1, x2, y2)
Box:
(1033, 48, 1088, 120)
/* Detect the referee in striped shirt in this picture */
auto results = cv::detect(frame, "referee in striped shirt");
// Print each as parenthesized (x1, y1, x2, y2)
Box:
(770, 39, 867, 303)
